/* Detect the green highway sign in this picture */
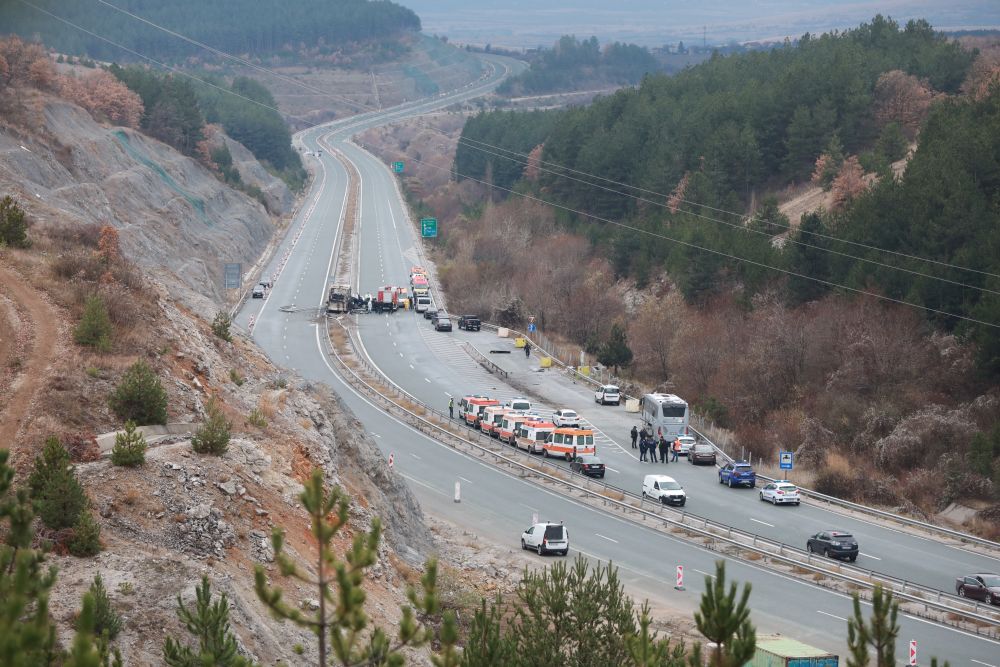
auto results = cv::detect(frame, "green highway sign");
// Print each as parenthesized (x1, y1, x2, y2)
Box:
(420, 217, 438, 238)
(391, 161, 405, 173)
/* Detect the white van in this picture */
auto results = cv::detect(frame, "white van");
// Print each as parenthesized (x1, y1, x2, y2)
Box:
(505, 397, 531, 411)
(595, 385, 620, 405)
(414, 296, 431, 313)
(642, 474, 686, 507)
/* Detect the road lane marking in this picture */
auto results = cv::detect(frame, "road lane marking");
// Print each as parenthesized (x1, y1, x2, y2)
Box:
(971, 660, 997, 667)
(693, 569, 715, 579)
(605, 467, 620, 473)
(399, 473, 446, 496)
(410, 453, 421, 460)
(424, 377, 431, 383)
(750, 518, 775, 528)
(520, 503, 538, 512)
(816, 610, 847, 622)
(860, 553, 881, 560)
(370, 432, 381, 438)
(409, 364, 414, 369)
(595, 533, 618, 544)
(459, 476, 473, 484)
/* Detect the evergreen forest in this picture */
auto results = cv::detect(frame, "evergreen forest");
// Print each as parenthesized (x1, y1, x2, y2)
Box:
(0, 0, 420, 62)
(454, 16, 1000, 375)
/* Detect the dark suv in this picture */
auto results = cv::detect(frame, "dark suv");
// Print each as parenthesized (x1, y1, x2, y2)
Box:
(458, 315, 481, 331)
(807, 530, 859, 561)
(719, 462, 756, 488)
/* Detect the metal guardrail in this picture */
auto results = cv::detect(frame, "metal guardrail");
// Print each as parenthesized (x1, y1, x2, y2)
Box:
(461, 341, 509, 379)
(320, 318, 1000, 636)
(480, 323, 1000, 555)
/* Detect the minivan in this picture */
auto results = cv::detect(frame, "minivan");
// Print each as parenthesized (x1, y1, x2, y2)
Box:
(642, 474, 686, 506)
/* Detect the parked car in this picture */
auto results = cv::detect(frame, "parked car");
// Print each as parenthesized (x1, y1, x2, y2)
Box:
(552, 409, 581, 428)
(570, 454, 605, 478)
(424, 307, 438, 320)
(642, 474, 686, 506)
(505, 397, 531, 411)
(675, 435, 696, 456)
(719, 462, 757, 488)
(251, 285, 265, 299)
(689, 443, 717, 465)
(435, 316, 453, 332)
(521, 522, 569, 556)
(594, 385, 621, 405)
(955, 574, 1000, 604)
(807, 530, 859, 561)
(258, 278, 273, 289)
(431, 310, 447, 325)
(458, 315, 481, 331)
(759, 482, 801, 505)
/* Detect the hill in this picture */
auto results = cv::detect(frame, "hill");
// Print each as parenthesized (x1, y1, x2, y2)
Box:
(1, 0, 420, 62)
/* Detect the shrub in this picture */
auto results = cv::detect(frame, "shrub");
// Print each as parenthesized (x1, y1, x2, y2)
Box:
(247, 408, 267, 429)
(192, 398, 230, 456)
(229, 369, 244, 386)
(110, 421, 147, 467)
(27, 437, 88, 530)
(0, 195, 30, 248)
(87, 575, 123, 640)
(69, 511, 102, 557)
(109, 360, 168, 425)
(74, 294, 113, 352)
(211, 312, 233, 342)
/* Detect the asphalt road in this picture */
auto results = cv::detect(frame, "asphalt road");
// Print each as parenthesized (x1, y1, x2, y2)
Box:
(235, 56, 1000, 664)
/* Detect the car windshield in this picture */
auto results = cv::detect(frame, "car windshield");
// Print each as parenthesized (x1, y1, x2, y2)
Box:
(662, 481, 682, 490)
(777, 484, 797, 492)
(543, 526, 565, 540)
(694, 445, 713, 452)
(605, 386, 619, 393)
(562, 411, 577, 418)
(579, 456, 600, 464)
(831, 533, 854, 540)
(979, 575, 1000, 587)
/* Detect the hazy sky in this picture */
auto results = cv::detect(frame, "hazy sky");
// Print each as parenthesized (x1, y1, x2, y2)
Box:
(400, 1, 1000, 48)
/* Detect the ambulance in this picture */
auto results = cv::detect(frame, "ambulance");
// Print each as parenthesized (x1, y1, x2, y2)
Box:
(462, 397, 499, 429)
(480, 406, 511, 438)
(543, 427, 596, 460)
(515, 419, 556, 455)
(498, 412, 538, 445)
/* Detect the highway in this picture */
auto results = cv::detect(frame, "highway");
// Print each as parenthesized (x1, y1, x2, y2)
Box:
(235, 56, 1000, 664)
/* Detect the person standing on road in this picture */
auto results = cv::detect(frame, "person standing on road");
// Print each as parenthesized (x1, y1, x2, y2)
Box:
(671, 437, 681, 462)
(448, 397, 454, 419)
(630, 425, 638, 449)
(524, 341, 531, 358)
(639, 437, 648, 462)
(658, 435, 669, 463)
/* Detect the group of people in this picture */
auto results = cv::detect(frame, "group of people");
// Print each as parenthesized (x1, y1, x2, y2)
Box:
(629, 425, 680, 463)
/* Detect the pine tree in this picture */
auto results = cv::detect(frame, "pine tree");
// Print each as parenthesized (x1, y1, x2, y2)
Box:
(27, 437, 88, 530)
(0, 195, 30, 248)
(110, 421, 147, 467)
(691, 560, 756, 667)
(88, 575, 123, 640)
(847, 585, 898, 667)
(597, 323, 634, 375)
(0, 449, 58, 666)
(65, 591, 123, 667)
(211, 312, 233, 342)
(75, 295, 113, 352)
(163, 576, 253, 667)
(109, 360, 168, 425)
(191, 398, 231, 456)
(255, 467, 444, 666)
(69, 511, 102, 557)
(785, 212, 831, 306)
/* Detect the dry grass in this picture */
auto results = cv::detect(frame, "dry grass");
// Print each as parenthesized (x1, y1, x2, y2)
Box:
(122, 487, 141, 506)
(744, 551, 763, 561)
(598, 488, 625, 502)
(258, 393, 276, 420)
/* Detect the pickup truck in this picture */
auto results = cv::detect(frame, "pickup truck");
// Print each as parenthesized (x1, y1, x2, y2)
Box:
(458, 315, 481, 331)
(719, 461, 757, 488)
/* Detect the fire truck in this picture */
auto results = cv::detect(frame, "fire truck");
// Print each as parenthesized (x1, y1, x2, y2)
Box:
(372, 286, 408, 313)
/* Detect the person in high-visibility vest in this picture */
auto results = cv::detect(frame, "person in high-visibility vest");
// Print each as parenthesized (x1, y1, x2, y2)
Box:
(671, 437, 682, 462)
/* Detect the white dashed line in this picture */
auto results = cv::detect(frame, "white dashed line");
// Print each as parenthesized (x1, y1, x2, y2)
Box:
(816, 610, 848, 622)
(750, 518, 775, 528)
(595, 533, 618, 544)
(860, 553, 881, 560)
(693, 569, 715, 579)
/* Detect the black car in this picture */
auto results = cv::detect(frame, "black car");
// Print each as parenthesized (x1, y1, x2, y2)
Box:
(956, 574, 1000, 604)
(424, 308, 438, 320)
(569, 454, 605, 478)
(807, 530, 859, 561)
(435, 316, 453, 332)
(458, 315, 481, 331)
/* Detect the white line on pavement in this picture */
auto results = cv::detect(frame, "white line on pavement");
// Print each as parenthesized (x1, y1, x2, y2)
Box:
(459, 476, 473, 484)
(971, 660, 997, 667)
(595, 533, 618, 544)
(816, 610, 848, 622)
(860, 553, 881, 560)
(424, 377, 431, 383)
(605, 467, 620, 473)
(750, 518, 775, 528)
(411, 453, 421, 460)
(693, 569, 715, 579)
(399, 473, 446, 496)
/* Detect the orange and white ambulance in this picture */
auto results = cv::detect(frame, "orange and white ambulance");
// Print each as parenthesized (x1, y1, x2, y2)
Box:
(515, 419, 556, 454)
(463, 397, 499, 429)
(543, 427, 596, 460)
(498, 412, 537, 445)
(480, 406, 511, 438)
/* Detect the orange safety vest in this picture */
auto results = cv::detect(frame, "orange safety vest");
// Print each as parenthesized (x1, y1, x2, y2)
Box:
(672, 439, 682, 452)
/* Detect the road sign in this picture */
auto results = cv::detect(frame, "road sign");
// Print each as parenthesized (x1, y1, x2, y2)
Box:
(388, 453, 394, 468)
(420, 217, 438, 238)
(392, 161, 404, 173)
(223, 263, 241, 289)
(527, 322, 536, 333)
(675, 565, 685, 591)
(779, 451, 793, 470)
(909, 640, 916, 666)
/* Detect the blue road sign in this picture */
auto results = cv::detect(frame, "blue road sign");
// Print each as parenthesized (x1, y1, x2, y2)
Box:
(779, 451, 793, 470)
(420, 217, 438, 238)
(527, 322, 536, 333)
(392, 161, 405, 173)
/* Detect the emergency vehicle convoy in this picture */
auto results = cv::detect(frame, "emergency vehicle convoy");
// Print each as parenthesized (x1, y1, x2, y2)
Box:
(461, 393, 597, 461)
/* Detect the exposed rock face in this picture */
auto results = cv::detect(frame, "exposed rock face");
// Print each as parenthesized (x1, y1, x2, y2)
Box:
(218, 131, 293, 214)
(0, 94, 276, 311)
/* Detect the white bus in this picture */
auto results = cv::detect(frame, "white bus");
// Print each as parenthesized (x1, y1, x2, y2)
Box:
(640, 393, 690, 439)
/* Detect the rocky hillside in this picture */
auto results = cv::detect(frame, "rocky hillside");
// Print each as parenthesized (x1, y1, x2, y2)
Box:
(0, 86, 289, 313)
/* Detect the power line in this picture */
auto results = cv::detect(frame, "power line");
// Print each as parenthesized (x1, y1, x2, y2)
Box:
(396, 151, 1000, 329)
